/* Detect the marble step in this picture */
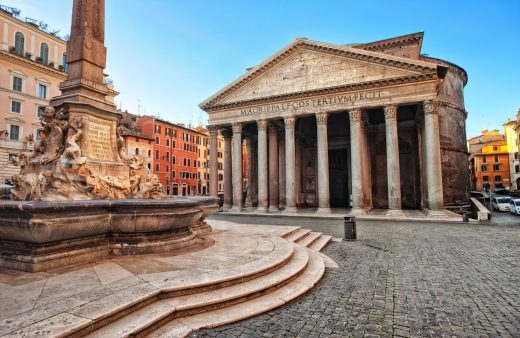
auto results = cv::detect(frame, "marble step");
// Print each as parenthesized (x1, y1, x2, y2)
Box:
(295, 231, 322, 248)
(284, 228, 311, 243)
(308, 234, 332, 252)
(149, 248, 326, 337)
(83, 245, 310, 337)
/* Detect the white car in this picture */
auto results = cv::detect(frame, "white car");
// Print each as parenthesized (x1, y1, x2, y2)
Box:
(492, 197, 511, 212)
(509, 199, 520, 215)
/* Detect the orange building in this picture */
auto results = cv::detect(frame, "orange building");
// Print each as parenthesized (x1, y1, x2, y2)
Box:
(135, 117, 205, 196)
(472, 142, 510, 190)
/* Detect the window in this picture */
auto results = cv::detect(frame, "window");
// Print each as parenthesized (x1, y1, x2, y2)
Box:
(172, 141, 176, 149)
(40, 43, 49, 64)
(218, 163, 223, 170)
(172, 171, 176, 178)
(188, 159, 191, 167)
(218, 173, 223, 181)
(37, 106, 45, 118)
(155, 125, 161, 134)
(62, 53, 68, 72)
(483, 175, 489, 181)
(495, 176, 502, 182)
(9, 124, 20, 141)
(135, 148, 139, 155)
(172, 156, 175, 164)
(493, 164, 500, 171)
(11, 100, 21, 114)
(155, 150, 159, 159)
(155, 137, 159, 144)
(481, 165, 487, 172)
(515, 164, 519, 173)
(155, 163, 159, 172)
(494, 155, 499, 163)
(12, 76, 22, 92)
(166, 165, 169, 172)
(166, 139, 170, 147)
(148, 150, 151, 157)
(14, 32, 24, 56)
(515, 152, 519, 160)
(38, 84, 47, 99)
(183, 158, 186, 166)
(147, 163, 151, 170)
(482, 156, 487, 163)
(166, 152, 170, 160)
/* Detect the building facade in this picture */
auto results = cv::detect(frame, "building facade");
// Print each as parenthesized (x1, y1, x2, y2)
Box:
(504, 119, 519, 190)
(201, 33, 469, 214)
(122, 131, 154, 172)
(472, 142, 510, 190)
(135, 116, 205, 196)
(0, 7, 67, 184)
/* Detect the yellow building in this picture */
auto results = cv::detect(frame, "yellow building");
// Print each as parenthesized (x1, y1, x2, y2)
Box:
(0, 6, 67, 184)
(472, 142, 510, 190)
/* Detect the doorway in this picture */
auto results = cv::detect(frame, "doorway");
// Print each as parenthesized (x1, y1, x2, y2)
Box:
(329, 149, 348, 207)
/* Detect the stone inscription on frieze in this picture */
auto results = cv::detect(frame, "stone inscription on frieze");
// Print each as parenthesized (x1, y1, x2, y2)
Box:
(240, 90, 382, 117)
(87, 119, 115, 161)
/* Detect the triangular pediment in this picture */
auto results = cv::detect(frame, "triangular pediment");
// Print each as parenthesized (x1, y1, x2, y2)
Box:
(201, 39, 438, 110)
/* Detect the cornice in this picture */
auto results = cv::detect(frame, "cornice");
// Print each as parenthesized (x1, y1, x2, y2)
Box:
(0, 49, 67, 79)
(356, 33, 423, 52)
(205, 73, 437, 112)
(437, 100, 468, 118)
(200, 39, 438, 110)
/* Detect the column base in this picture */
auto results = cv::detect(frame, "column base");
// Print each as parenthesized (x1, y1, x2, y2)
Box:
(386, 209, 405, 217)
(222, 204, 232, 212)
(256, 206, 268, 213)
(283, 206, 298, 214)
(425, 209, 448, 218)
(315, 208, 331, 214)
(230, 206, 243, 212)
(268, 205, 280, 212)
(349, 208, 366, 216)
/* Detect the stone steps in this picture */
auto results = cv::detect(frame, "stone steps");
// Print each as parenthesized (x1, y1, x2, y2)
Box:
(295, 231, 321, 247)
(284, 228, 311, 243)
(84, 245, 312, 338)
(283, 227, 332, 253)
(149, 247, 325, 337)
(308, 234, 332, 252)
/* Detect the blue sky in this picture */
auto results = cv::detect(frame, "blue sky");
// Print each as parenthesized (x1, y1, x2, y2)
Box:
(4, 0, 519, 138)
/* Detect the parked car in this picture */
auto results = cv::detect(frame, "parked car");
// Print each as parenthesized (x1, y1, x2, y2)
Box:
(509, 199, 520, 215)
(493, 189, 510, 196)
(470, 191, 490, 202)
(492, 197, 511, 211)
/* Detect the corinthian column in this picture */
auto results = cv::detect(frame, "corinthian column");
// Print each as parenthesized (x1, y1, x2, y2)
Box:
(268, 125, 279, 212)
(349, 109, 364, 213)
(284, 116, 297, 212)
(208, 126, 219, 197)
(231, 122, 243, 211)
(316, 112, 330, 213)
(222, 128, 233, 210)
(257, 120, 268, 212)
(424, 100, 444, 211)
(384, 105, 403, 214)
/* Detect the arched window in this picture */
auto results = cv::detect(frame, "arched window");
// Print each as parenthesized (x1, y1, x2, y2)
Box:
(61, 53, 68, 72)
(14, 32, 24, 56)
(40, 43, 49, 64)
(135, 147, 139, 155)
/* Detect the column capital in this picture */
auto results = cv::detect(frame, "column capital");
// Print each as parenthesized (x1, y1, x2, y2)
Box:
(257, 119, 268, 131)
(221, 128, 233, 139)
(383, 105, 398, 120)
(208, 125, 219, 135)
(232, 122, 242, 134)
(315, 112, 328, 125)
(423, 99, 439, 115)
(284, 116, 296, 129)
(348, 109, 363, 123)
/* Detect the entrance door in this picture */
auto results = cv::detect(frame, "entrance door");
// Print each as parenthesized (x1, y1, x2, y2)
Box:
(329, 149, 348, 207)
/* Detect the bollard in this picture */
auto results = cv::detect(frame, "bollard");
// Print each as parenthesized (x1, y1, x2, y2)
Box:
(344, 214, 356, 240)
(462, 211, 469, 222)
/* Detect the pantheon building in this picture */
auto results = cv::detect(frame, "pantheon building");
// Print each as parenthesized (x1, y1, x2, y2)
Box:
(201, 32, 469, 215)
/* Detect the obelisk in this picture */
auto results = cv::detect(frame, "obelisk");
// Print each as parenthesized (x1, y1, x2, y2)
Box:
(50, 0, 126, 177)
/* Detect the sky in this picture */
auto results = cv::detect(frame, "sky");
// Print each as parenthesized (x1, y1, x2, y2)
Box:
(3, 0, 519, 138)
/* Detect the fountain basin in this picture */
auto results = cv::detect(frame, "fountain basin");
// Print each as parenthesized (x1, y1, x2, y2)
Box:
(0, 196, 219, 272)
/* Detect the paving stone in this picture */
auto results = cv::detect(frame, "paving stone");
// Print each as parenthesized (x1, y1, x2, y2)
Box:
(191, 220, 520, 337)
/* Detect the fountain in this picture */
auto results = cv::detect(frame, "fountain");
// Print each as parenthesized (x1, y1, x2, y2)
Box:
(0, 0, 218, 272)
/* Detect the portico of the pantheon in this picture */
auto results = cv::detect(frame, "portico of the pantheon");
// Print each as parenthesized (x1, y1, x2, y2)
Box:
(201, 33, 469, 215)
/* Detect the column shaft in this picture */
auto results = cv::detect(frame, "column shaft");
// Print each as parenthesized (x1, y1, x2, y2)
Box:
(209, 127, 219, 197)
(424, 100, 444, 210)
(316, 112, 330, 212)
(349, 109, 363, 212)
(222, 130, 233, 210)
(231, 123, 243, 211)
(257, 120, 268, 212)
(278, 134, 286, 208)
(268, 125, 279, 211)
(284, 117, 297, 212)
(384, 105, 402, 211)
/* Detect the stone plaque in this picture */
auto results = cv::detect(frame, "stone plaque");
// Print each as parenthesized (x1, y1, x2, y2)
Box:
(87, 117, 115, 161)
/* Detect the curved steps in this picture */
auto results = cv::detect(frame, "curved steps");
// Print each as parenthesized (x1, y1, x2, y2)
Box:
(1, 223, 333, 338)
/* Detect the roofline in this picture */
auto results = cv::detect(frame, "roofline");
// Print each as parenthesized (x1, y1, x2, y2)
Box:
(0, 9, 67, 45)
(354, 31, 424, 51)
(419, 55, 468, 85)
(140, 116, 207, 136)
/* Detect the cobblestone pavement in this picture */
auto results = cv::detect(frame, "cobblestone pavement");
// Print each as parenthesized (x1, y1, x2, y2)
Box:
(192, 221, 520, 337)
